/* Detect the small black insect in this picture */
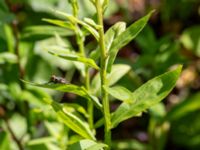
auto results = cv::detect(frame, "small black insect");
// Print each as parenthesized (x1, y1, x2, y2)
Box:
(49, 75, 67, 84)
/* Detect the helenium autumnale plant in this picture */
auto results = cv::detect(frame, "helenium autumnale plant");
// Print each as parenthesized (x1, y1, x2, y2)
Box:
(23, 0, 182, 149)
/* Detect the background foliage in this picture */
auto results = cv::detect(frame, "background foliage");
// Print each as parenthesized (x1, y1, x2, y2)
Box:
(0, 0, 200, 149)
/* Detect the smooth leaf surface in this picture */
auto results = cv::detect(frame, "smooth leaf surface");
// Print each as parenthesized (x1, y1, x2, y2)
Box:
(23, 80, 102, 110)
(90, 22, 126, 60)
(7, 114, 27, 139)
(106, 64, 131, 86)
(21, 25, 73, 41)
(54, 10, 99, 40)
(68, 139, 106, 150)
(104, 85, 133, 102)
(91, 64, 131, 95)
(27, 137, 55, 146)
(0, 52, 17, 64)
(63, 103, 88, 119)
(149, 103, 166, 119)
(102, 0, 109, 10)
(43, 18, 74, 30)
(20, 90, 46, 107)
(111, 65, 182, 128)
(27, 137, 60, 150)
(44, 121, 66, 139)
(4, 24, 15, 53)
(105, 22, 126, 51)
(87, 143, 108, 150)
(94, 117, 104, 129)
(48, 49, 99, 70)
(47, 99, 95, 140)
(83, 18, 99, 29)
(0, 131, 10, 150)
(107, 10, 154, 72)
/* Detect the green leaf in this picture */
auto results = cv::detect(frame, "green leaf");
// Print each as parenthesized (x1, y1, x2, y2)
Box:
(83, 18, 100, 29)
(107, 10, 154, 72)
(111, 65, 182, 128)
(48, 49, 99, 70)
(94, 117, 104, 129)
(180, 26, 200, 57)
(0, 84, 7, 90)
(44, 121, 66, 139)
(19, 88, 51, 107)
(8, 114, 27, 139)
(68, 0, 78, 4)
(0, 52, 17, 64)
(54, 33, 70, 47)
(0, 131, 10, 150)
(68, 0, 79, 14)
(149, 103, 166, 119)
(165, 93, 200, 121)
(21, 25, 74, 41)
(4, 24, 15, 53)
(89, 0, 95, 5)
(86, 143, 108, 150)
(90, 22, 126, 61)
(63, 103, 88, 119)
(27, 137, 60, 150)
(169, 108, 200, 148)
(68, 139, 107, 150)
(112, 139, 149, 150)
(46, 99, 95, 140)
(43, 18, 74, 30)
(106, 64, 131, 85)
(27, 137, 56, 146)
(135, 25, 157, 54)
(102, 0, 110, 11)
(0, 0, 8, 12)
(103, 85, 133, 103)
(20, 91, 46, 107)
(105, 22, 126, 50)
(148, 103, 168, 150)
(53, 10, 99, 40)
(22, 80, 102, 110)
(23, 80, 85, 95)
(91, 64, 131, 95)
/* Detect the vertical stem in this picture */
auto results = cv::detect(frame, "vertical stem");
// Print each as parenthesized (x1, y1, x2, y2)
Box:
(71, 3, 94, 129)
(4, 118, 23, 150)
(5, 5, 32, 139)
(6, 0, 32, 138)
(86, 66, 94, 130)
(71, 1, 78, 18)
(95, 0, 111, 148)
(78, 36, 94, 129)
(12, 20, 32, 137)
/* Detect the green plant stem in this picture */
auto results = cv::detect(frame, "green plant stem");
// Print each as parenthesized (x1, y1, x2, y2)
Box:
(10, 16, 32, 138)
(78, 37, 94, 130)
(71, 3, 94, 130)
(86, 66, 94, 130)
(71, 1, 78, 18)
(95, 0, 111, 148)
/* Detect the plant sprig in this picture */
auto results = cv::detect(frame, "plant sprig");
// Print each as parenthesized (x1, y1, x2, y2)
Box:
(23, 0, 182, 149)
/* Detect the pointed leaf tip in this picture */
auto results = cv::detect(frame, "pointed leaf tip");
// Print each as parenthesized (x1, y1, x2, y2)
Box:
(111, 65, 182, 128)
(107, 10, 155, 73)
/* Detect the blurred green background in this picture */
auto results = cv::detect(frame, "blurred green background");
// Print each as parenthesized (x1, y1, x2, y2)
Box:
(0, 0, 200, 149)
